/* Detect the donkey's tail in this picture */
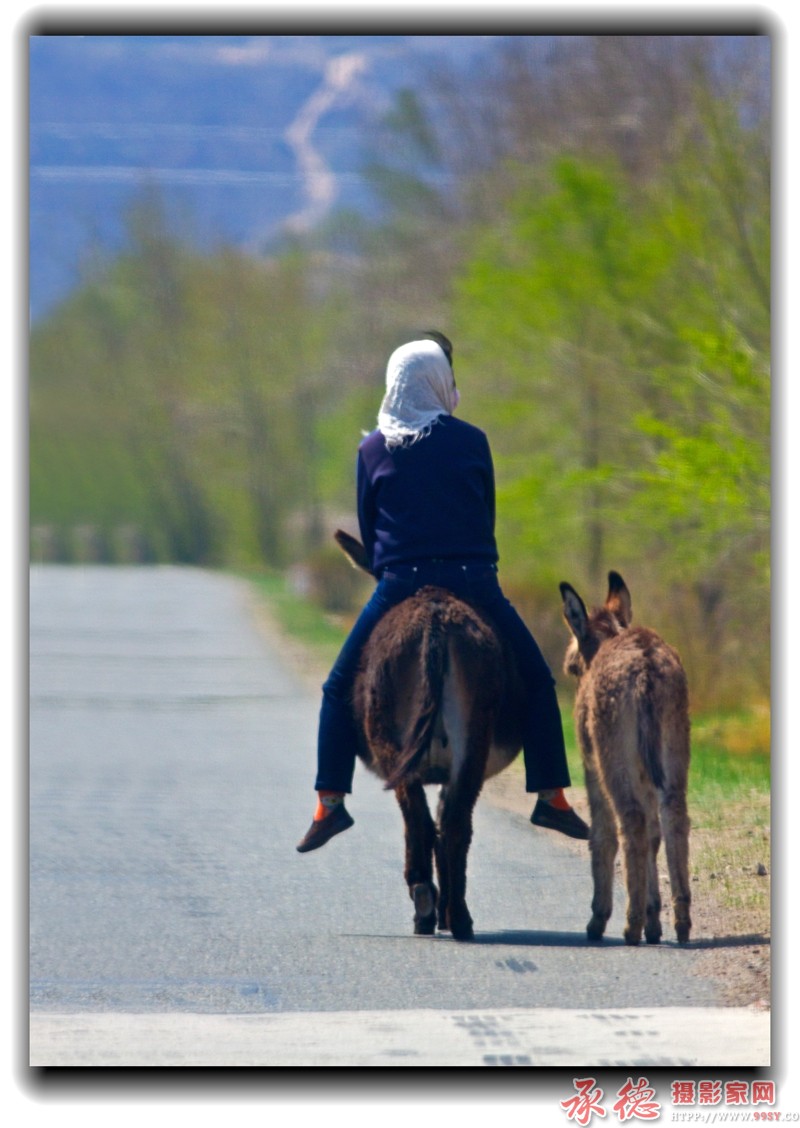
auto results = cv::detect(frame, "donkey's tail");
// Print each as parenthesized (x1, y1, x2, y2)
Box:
(639, 693, 665, 791)
(382, 611, 449, 791)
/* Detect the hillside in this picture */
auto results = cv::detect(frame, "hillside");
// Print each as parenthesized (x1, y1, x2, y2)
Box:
(28, 33, 498, 320)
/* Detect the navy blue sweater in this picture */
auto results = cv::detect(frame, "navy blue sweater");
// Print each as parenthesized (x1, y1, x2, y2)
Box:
(357, 414, 499, 576)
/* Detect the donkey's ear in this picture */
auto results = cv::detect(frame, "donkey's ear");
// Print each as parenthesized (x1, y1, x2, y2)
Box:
(605, 571, 632, 627)
(560, 582, 589, 642)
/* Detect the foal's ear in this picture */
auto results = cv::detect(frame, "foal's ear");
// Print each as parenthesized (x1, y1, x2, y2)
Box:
(560, 582, 589, 642)
(605, 571, 632, 627)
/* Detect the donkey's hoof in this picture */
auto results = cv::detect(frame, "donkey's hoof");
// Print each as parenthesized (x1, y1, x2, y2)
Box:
(623, 927, 643, 946)
(675, 923, 691, 944)
(586, 916, 606, 942)
(412, 883, 437, 935)
(645, 923, 663, 945)
(449, 909, 474, 942)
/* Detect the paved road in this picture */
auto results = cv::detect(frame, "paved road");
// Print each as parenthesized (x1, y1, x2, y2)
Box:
(28, 565, 769, 1067)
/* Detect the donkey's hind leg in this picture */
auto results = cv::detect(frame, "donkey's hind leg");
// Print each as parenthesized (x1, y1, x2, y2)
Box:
(620, 802, 650, 946)
(434, 786, 449, 933)
(433, 661, 493, 941)
(585, 764, 618, 942)
(660, 782, 692, 943)
(644, 787, 663, 945)
(395, 779, 438, 935)
(437, 782, 478, 941)
(437, 718, 492, 941)
(599, 720, 649, 945)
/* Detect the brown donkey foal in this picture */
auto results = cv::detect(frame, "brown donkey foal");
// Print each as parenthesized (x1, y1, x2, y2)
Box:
(560, 572, 691, 946)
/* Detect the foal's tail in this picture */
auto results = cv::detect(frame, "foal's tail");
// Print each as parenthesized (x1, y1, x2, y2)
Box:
(382, 610, 449, 791)
(638, 694, 665, 791)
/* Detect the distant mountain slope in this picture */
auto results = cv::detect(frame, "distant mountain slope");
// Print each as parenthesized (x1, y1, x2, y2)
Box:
(28, 34, 496, 321)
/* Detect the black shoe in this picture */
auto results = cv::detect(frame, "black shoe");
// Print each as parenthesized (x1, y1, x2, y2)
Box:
(296, 804, 354, 853)
(530, 798, 590, 840)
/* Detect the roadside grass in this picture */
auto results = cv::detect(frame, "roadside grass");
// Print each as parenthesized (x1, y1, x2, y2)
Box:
(249, 571, 771, 938)
(246, 570, 350, 676)
(683, 708, 770, 926)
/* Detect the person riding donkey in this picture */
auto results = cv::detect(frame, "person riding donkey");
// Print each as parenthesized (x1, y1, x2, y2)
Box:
(297, 331, 589, 852)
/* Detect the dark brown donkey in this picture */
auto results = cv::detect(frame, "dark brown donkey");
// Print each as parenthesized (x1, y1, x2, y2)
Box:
(560, 572, 692, 946)
(335, 531, 524, 940)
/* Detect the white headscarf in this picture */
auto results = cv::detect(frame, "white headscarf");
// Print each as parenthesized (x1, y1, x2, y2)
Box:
(377, 339, 459, 450)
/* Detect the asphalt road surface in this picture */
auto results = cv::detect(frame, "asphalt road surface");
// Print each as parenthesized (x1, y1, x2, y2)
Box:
(28, 565, 769, 1067)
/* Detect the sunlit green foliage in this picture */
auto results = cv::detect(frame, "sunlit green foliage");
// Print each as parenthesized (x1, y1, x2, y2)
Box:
(30, 196, 352, 567)
(448, 80, 769, 706)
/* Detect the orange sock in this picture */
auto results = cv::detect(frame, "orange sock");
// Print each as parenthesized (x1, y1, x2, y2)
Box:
(314, 791, 345, 821)
(541, 787, 571, 811)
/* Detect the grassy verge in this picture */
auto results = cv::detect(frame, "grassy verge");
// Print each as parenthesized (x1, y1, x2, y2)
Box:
(684, 708, 771, 927)
(246, 570, 350, 676)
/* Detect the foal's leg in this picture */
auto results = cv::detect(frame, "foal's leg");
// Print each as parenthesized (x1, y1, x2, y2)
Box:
(618, 796, 649, 946)
(395, 779, 438, 935)
(644, 786, 663, 945)
(598, 714, 649, 945)
(656, 712, 692, 943)
(585, 762, 618, 941)
(660, 781, 692, 944)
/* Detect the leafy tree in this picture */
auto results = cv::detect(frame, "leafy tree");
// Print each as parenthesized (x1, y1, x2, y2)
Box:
(30, 188, 368, 568)
(450, 97, 768, 705)
(453, 157, 658, 587)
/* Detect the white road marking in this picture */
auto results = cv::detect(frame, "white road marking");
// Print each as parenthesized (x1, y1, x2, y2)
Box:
(30, 1006, 769, 1067)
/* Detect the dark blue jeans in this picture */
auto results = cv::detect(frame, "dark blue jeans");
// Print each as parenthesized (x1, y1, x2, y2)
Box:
(314, 560, 570, 795)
